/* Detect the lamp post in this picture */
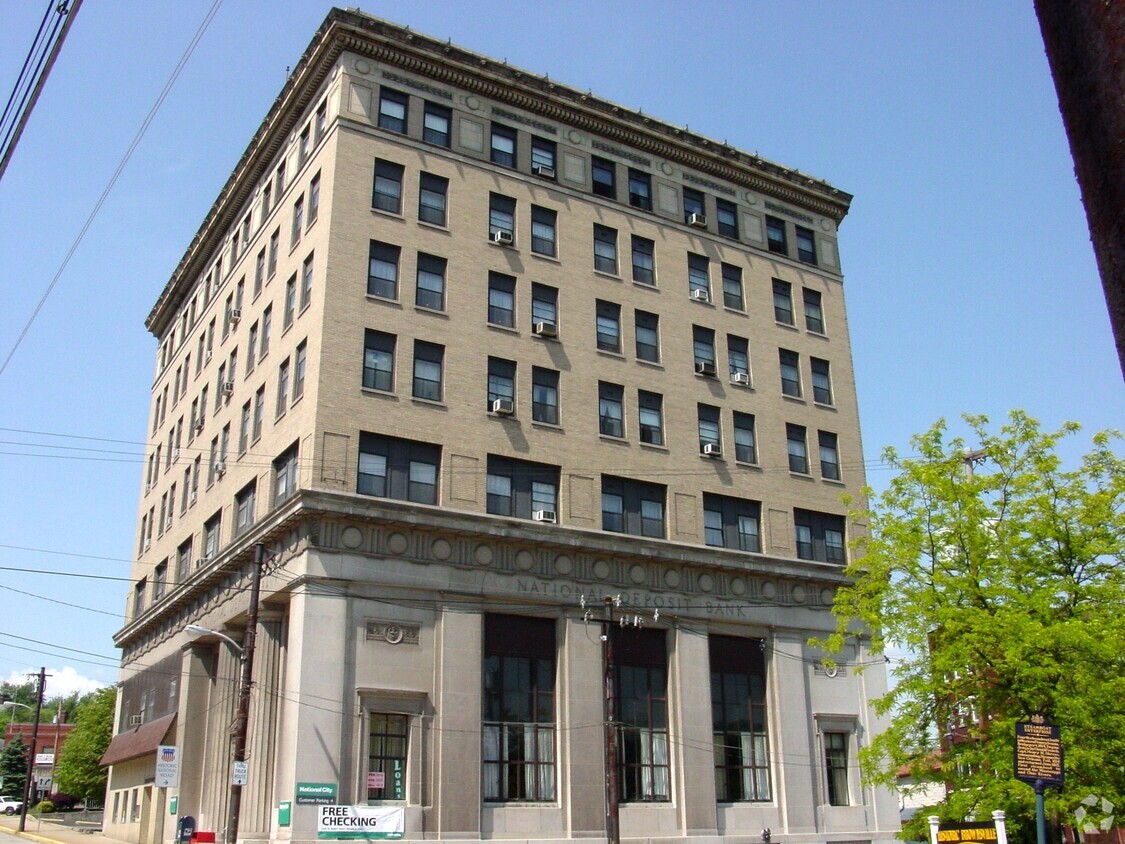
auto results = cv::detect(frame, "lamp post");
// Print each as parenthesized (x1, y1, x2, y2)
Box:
(184, 542, 265, 844)
(2, 667, 46, 833)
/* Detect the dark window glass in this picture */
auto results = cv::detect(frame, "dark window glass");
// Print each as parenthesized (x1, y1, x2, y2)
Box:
(612, 627, 670, 801)
(796, 226, 817, 264)
(721, 263, 744, 310)
(372, 160, 404, 213)
(486, 457, 560, 520)
(491, 124, 517, 167)
(532, 367, 559, 424)
(703, 494, 761, 553)
(637, 390, 663, 446)
(531, 137, 556, 176)
(358, 432, 441, 504)
(773, 279, 794, 324)
(273, 442, 299, 505)
(693, 325, 716, 369)
(811, 357, 833, 405)
(598, 382, 624, 438)
(423, 102, 451, 146)
(688, 253, 710, 297)
(418, 173, 448, 226)
(710, 635, 771, 801)
(412, 341, 444, 401)
(531, 206, 557, 256)
(779, 349, 801, 397)
(635, 311, 659, 363)
(628, 169, 652, 211)
(416, 253, 446, 310)
(818, 430, 840, 480)
(733, 412, 757, 464)
(787, 424, 809, 474)
(698, 403, 721, 453)
(487, 357, 516, 411)
(591, 156, 616, 199)
(716, 199, 739, 239)
(489, 193, 516, 240)
(803, 288, 825, 333)
(367, 713, 409, 801)
(596, 300, 621, 353)
(795, 509, 847, 565)
(683, 187, 705, 224)
(824, 732, 849, 805)
(728, 335, 750, 383)
(631, 236, 655, 285)
(602, 475, 665, 539)
(483, 615, 557, 801)
(531, 283, 558, 331)
(363, 330, 394, 392)
(593, 224, 618, 274)
(368, 241, 400, 299)
(766, 216, 787, 255)
(378, 88, 408, 133)
(488, 272, 516, 327)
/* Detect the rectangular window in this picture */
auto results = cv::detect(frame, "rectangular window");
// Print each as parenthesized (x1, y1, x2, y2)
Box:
(628, 169, 652, 211)
(634, 310, 659, 363)
(631, 235, 655, 285)
(721, 263, 744, 310)
(418, 173, 448, 226)
(595, 300, 621, 353)
(254, 249, 265, 297)
(268, 229, 279, 278)
(235, 481, 256, 536)
(367, 713, 409, 801)
(819, 431, 840, 480)
(697, 404, 721, 453)
(488, 272, 516, 327)
(804, 288, 825, 333)
(486, 457, 560, 521)
(363, 330, 395, 392)
(308, 172, 320, 225)
(260, 306, 272, 358)
(593, 224, 618, 274)
(703, 495, 761, 553)
(613, 627, 670, 801)
(252, 385, 265, 441)
(423, 101, 451, 146)
(487, 357, 516, 411)
(489, 193, 516, 242)
(203, 511, 221, 559)
(598, 382, 624, 438)
(273, 442, 299, 505)
(591, 156, 616, 199)
(683, 187, 705, 225)
(787, 423, 809, 474)
(276, 358, 290, 417)
(483, 615, 557, 801)
(710, 635, 770, 801)
(176, 539, 193, 582)
(824, 733, 849, 805)
(293, 341, 307, 401)
(531, 136, 556, 177)
(602, 476, 666, 539)
(261, 184, 272, 225)
(796, 509, 847, 565)
(298, 126, 311, 167)
(301, 253, 314, 310)
(811, 358, 833, 405)
(368, 241, 400, 299)
(378, 88, 408, 133)
(693, 325, 717, 371)
(412, 340, 444, 402)
(315, 101, 327, 141)
(284, 274, 297, 329)
(688, 253, 710, 298)
(779, 349, 801, 397)
(728, 335, 750, 384)
(291, 195, 304, 248)
(358, 432, 441, 504)
(637, 390, 663, 446)
(239, 401, 250, 454)
(531, 206, 557, 257)
(773, 279, 794, 324)
(766, 216, 787, 255)
(531, 367, 559, 424)
(796, 226, 817, 264)
(716, 198, 739, 239)
(531, 283, 558, 333)
(491, 123, 517, 167)
(372, 160, 404, 213)
(415, 253, 446, 310)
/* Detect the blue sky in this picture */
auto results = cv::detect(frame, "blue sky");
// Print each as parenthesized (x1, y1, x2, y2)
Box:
(0, 1, 1120, 694)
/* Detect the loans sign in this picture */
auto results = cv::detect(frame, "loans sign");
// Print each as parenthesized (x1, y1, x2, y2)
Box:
(318, 805, 404, 840)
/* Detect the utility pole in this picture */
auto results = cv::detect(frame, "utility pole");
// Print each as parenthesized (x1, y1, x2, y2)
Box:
(226, 542, 265, 844)
(19, 668, 46, 832)
(961, 447, 987, 479)
(601, 597, 620, 844)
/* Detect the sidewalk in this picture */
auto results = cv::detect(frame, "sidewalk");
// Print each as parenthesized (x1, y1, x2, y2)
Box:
(0, 813, 124, 844)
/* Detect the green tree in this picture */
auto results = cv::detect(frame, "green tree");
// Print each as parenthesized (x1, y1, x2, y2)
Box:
(0, 733, 27, 798)
(54, 687, 116, 804)
(823, 412, 1125, 838)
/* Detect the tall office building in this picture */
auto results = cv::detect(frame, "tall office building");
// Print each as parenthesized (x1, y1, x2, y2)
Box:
(103, 9, 898, 844)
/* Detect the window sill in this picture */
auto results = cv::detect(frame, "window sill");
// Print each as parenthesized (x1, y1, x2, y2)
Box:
(531, 251, 561, 264)
(813, 401, 837, 411)
(632, 279, 658, 290)
(782, 394, 807, 405)
(487, 322, 520, 335)
(639, 442, 668, 453)
(411, 397, 447, 409)
(723, 305, 748, 316)
(807, 329, 829, 340)
(366, 294, 402, 307)
(775, 321, 800, 332)
(636, 359, 663, 370)
(594, 268, 621, 281)
(414, 305, 448, 318)
(735, 460, 762, 470)
(822, 477, 846, 487)
(361, 387, 398, 399)
(370, 207, 405, 222)
(596, 349, 626, 361)
(531, 420, 563, 432)
(599, 434, 629, 445)
(417, 220, 450, 233)
(789, 471, 815, 481)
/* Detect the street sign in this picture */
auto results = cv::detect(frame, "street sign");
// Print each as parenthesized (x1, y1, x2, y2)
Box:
(296, 782, 338, 805)
(937, 822, 998, 843)
(156, 745, 181, 788)
(232, 760, 249, 786)
(1015, 714, 1064, 788)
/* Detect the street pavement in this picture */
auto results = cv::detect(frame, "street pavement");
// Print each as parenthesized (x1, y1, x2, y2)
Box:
(0, 812, 122, 844)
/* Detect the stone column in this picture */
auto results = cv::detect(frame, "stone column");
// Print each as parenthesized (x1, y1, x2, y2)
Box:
(772, 633, 817, 834)
(560, 614, 605, 837)
(431, 608, 482, 836)
(672, 625, 718, 836)
(241, 612, 286, 838)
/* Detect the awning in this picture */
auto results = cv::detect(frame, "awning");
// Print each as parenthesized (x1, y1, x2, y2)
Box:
(100, 713, 177, 767)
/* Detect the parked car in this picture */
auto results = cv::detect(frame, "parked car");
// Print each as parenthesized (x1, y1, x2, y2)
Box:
(0, 795, 23, 815)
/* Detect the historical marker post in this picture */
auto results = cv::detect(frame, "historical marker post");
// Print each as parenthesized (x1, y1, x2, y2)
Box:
(1014, 714, 1064, 844)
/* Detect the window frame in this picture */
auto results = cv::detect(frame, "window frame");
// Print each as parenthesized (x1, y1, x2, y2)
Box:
(415, 253, 447, 311)
(488, 272, 516, 328)
(363, 330, 395, 392)
(598, 382, 624, 438)
(490, 123, 517, 167)
(531, 366, 560, 425)
(418, 173, 449, 227)
(787, 423, 809, 474)
(530, 205, 557, 257)
(593, 224, 618, 274)
(631, 235, 655, 285)
(372, 159, 405, 214)
(591, 156, 616, 199)
(412, 340, 444, 402)
(378, 88, 409, 134)
(368, 241, 401, 299)
(423, 101, 451, 147)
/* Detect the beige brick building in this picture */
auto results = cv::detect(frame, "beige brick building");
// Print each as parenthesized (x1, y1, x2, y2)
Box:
(105, 9, 898, 844)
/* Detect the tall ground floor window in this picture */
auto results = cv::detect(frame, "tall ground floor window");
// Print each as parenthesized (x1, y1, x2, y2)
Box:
(483, 614, 556, 801)
(367, 713, 408, 801)
(710, 635, 771, 801)
(613, 626, 669, 802)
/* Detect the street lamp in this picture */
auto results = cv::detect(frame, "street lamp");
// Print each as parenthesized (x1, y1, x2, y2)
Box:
(182, 542, 265, 844)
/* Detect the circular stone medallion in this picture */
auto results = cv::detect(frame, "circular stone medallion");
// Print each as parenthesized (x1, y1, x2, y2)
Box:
(340, 526, 363, 550)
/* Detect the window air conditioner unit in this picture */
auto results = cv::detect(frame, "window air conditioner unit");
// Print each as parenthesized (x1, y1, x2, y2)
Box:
(128, 715, 143, 727)
(492, 230, 514, 246)
(189, 491, 197, 505)
(533, 321, 558, 338)
(688, 212, 708, 228)
(690, 288, 710, 302)
(194, 420, 204, 432)
(165, 515, 173, 530)
(490, 398, 515, 415)
(228, 308, 242, 324)
(221, 381, 235, 395)
(702, 442, 722, 457)
(532, 164, 556, 179)
(143, 539, 152, 550)
(695, 361, 717, 377)
(204, 350, 213, 364)
(532, 509, 557, 523)
(215, 461, 227, 477)
(731, 371, 750, 386)
(198, 554, 211, 566)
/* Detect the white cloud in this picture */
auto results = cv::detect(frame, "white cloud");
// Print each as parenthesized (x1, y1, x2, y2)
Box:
(5, 667, 107, 700)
